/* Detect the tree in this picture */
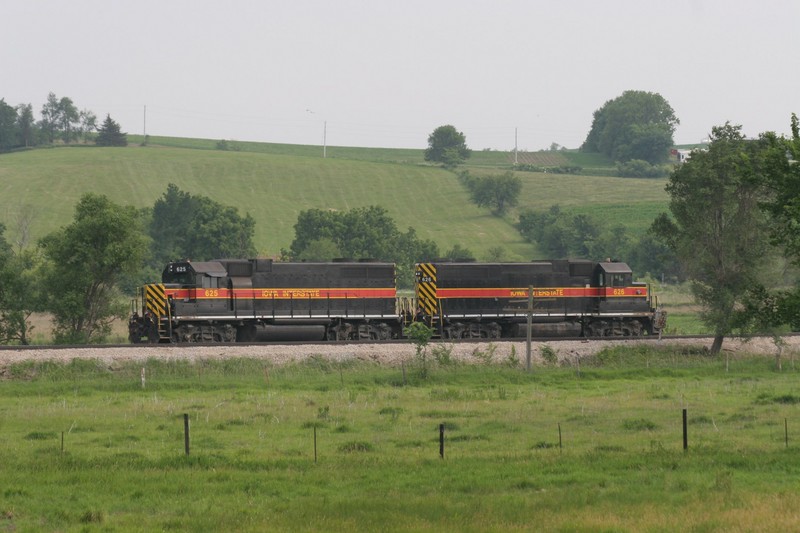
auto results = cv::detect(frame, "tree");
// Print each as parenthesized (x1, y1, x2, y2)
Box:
(424, 125, 471, 166)
(740, 114, 800, 335)
(39, 92, 60, 143)
(148, 184, 256, 267)
(15, 103, 36, 147)
(290, 206, 401, 260)
(651, 123, 772, 354)
(0, 99, 18, 151)
(518, 205, 571, 257)
(39, 194, 148, 343)
(0, 224, 39, 344)
(518, 205, 682, 280)
(582, 90, 679, 164)
(468, 172, 522, 216)
(95, 114, 127, 146)
(182, 196, 256, 259)
(443, 244, 475, 261)
(518, 205, 605, 258)
(295, 238, 341, 261)
(78, 109, 97, 143)
(289, 206, 439, 288)
(757, 114, 800, 263)
(57, 96, 79, 143)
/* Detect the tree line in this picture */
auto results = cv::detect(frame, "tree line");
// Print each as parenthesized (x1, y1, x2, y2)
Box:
(0, 92, 127, 151)
(0, 183, 484, 344)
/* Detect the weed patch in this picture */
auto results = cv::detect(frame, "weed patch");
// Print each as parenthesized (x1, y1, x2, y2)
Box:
(338, 441, 374, 453)
(622, 419, 659, 431)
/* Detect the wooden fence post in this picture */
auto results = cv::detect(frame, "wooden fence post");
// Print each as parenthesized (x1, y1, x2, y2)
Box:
(682, 409, 688, 451)
(558, 423, 562, 452)
(184, 413, 190, 456)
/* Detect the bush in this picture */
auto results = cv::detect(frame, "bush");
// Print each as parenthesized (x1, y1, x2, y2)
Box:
(616, 159, 670, 178)
(540, 344, 558, 365)
(622, 418, 659, 431)
(431, 344, 455, 366)
(338, 441, 374, 453)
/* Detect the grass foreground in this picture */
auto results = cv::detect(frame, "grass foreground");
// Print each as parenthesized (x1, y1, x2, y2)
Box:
(2, 346, 800, 531)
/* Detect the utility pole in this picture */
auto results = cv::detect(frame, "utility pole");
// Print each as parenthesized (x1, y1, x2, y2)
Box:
(515, 127, 518, 165)
(505, 286, 535, 372)
(526, 286, 533, 371)
(143, 105, 147, 143)
(306, 109, 326, 158)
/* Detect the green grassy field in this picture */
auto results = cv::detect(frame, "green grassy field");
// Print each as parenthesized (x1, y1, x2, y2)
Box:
(0, 140, 667, 260)
(1, 348, 800, 531)
(0, 145, 534, 259)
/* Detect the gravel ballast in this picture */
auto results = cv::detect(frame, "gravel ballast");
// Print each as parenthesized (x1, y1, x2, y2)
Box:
(2, 336, 798, 370)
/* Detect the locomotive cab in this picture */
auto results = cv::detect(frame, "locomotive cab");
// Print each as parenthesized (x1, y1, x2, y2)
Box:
(162, 261, 227, 291)
(595, 261, 632, 291)
(592, 261, 658, 335)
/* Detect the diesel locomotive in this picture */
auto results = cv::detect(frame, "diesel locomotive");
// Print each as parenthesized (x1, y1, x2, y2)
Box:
(415, 259, 665, 339)
(129, 258, 408, 343)
(129, 258, 665, 343)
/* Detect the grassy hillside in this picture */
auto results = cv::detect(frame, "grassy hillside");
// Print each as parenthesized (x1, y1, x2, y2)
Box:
(133, 135, 615, 169)
(0, 145, 533, 259)
(0, 140, 667, 261)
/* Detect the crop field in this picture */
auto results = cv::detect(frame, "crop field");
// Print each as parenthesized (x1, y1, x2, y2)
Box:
(0, 140, 667, 260)
(0, 146, 533, 259)
(1, 347, 799, 531)
(512, 151, 570, 166)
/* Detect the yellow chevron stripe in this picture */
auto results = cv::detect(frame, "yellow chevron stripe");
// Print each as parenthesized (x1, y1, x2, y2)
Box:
(145, 283, 167, 317)
(415, 263, 438, 316)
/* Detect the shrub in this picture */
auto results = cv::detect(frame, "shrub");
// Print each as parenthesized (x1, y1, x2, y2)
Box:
(540, 344, 558, 365)
(505, 345, 520, 367)
(622, 418, 658, 431)
(431, 344, 455, 366)
(616, 159, 669, 178)
(338, 441, 374, 453)
(471, 343, 497, 364)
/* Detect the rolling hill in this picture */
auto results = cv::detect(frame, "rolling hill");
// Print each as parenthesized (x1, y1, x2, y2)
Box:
(0, 138, 669, 261)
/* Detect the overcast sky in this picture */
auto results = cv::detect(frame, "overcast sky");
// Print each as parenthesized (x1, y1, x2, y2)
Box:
(4, 0, 799, 150)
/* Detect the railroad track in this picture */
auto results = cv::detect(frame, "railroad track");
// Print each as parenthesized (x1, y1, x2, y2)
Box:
(0, 334, 753, 352)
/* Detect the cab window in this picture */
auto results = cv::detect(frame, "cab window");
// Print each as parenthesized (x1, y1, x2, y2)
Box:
(201, 276, 219, 289)
(611, 274, 627, 287)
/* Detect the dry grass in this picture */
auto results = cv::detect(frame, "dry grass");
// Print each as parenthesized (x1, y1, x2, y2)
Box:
(26, 313, 128, 344)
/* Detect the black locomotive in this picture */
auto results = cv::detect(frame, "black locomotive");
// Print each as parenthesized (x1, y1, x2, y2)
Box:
(129, 258, 407, 343)
(129, 258, 665, 343)
(415, 259, 665, 339)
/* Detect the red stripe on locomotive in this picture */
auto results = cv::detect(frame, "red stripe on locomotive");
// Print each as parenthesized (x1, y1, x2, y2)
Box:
(162, 287, 397, 299)
(435, 287, 648, 298)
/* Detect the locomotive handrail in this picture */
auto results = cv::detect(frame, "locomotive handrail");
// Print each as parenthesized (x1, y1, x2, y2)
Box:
(166, 295, 173, 341)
